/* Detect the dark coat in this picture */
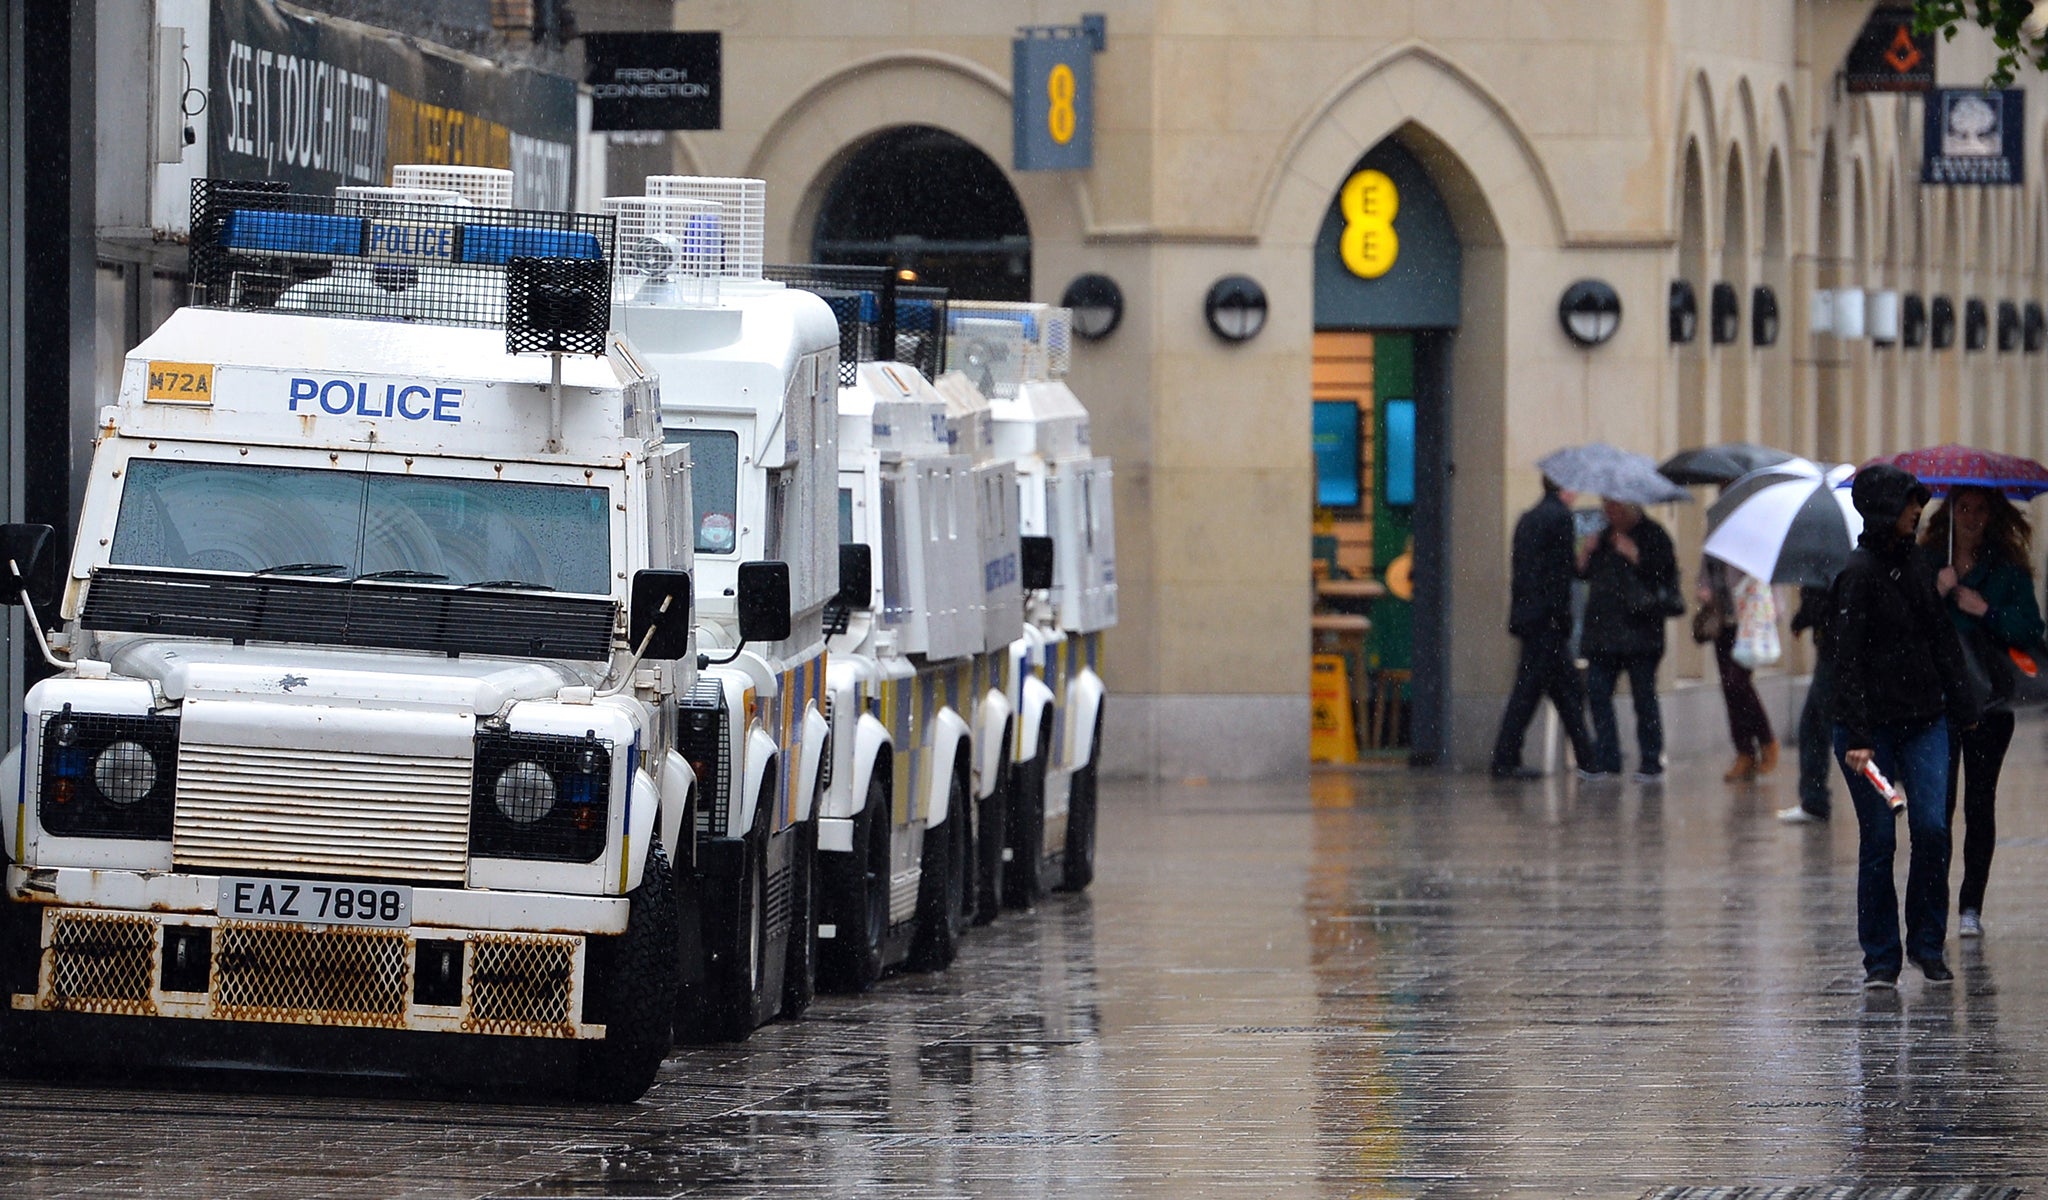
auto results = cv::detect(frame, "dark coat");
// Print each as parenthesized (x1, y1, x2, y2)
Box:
(1831, 465, 1980, 750)
(1507, 491, 1576, 639)
(1578, 515, 1679, 661)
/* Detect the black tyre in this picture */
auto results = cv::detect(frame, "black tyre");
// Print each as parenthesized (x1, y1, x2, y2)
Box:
(781, 808, 818, 1019)
(1002, 723, 1051, 909)
(909, 769, 969, 972)
(1060, 710, 1103, 892)
(576, 838, 680, 1102)
(696, 800, 769, 1042)
(974, 726, 1010, 925)
(819, 771, 889, 992)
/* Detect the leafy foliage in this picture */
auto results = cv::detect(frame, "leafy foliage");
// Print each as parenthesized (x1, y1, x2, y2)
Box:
(1913, 0, 2046, 87)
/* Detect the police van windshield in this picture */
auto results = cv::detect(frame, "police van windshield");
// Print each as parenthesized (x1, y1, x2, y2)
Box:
(664, 428, 740, 554)
(107, 459, 613, 594)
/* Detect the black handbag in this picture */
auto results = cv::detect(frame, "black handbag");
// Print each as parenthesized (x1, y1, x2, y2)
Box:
(1957, 620, 2016, 712)
(1691, 600, 1721, 644)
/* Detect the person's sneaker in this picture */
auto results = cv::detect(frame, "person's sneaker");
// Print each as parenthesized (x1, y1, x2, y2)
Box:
(1630, 767, 1665, 783)
(1959, 910, 1984, 938)
(1489, 765, 1544, 780)
(1863, 971, 1898, 990)
(1575, 767, 1618, 781)
(1777, 805, 1827, 825)
(1908, 955, 1954, 983)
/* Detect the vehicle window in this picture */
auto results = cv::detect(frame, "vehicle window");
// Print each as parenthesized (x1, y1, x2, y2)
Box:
(838, 487, 854, 545)
(665, 428, 740, 553)
(108, 459, 612, 593)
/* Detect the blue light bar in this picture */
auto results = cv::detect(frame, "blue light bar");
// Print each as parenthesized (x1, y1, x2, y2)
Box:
(457, 225, 604, 265)
(220, 210, 365, 258)
(950, 308, 1038, 339)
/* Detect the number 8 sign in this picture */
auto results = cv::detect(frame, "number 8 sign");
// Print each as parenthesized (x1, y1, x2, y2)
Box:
(1014, 32, 1092, 170)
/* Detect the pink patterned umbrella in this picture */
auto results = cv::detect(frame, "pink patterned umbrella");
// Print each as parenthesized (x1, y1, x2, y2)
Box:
(1863, 444, 2048, 499)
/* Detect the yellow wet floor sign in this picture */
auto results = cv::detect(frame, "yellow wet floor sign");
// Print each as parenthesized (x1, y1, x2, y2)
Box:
(1310, 653, 1357, 763)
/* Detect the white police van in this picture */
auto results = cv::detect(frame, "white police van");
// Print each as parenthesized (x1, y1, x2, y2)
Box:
(0, 177, 706, 1101)
(606, 179, 837, 1038)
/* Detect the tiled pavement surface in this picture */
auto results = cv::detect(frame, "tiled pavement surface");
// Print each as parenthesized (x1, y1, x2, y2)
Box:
(9, 717, 2048, 1197)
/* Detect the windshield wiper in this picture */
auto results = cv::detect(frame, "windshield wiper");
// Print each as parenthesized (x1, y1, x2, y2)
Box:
(256, 562, 348, 577)
(351, 569, 451, 583)
(460, 579, 556, 592)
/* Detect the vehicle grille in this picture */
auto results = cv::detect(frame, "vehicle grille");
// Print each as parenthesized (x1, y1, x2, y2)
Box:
(46, 913, 157, 1015)
(819, 694, 834, 790)
(679, 678, 730, 837)
(174, 743, 473, 883)
(214, 922, 409, 1027)
(465, 934, 578, 1037)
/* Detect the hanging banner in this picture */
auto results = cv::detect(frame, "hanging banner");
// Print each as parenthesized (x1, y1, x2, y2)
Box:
(584, 32, 720, 131)
(208, 0, 577, 208)
(1922, 89, 2025, 186)
(1013, 28, 1093, 171)
(1845, 7, 1935, 93)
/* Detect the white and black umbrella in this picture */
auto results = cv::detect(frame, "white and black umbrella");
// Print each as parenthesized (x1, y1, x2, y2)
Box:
(1703, 460, 1862, 588)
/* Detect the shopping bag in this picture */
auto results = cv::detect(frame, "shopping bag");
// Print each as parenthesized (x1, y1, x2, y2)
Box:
(1730, 574, 1781, 669)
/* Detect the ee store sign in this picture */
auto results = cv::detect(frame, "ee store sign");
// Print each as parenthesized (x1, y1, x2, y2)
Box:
(289, 377, 463, 423)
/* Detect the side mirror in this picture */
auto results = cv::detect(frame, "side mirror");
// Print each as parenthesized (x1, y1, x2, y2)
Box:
(1020, 536, 1055, 592)
(0, 523, 57, 611)
(628, 569, 693, 660)
(836, 544, 873, 611)
(737, 560, 792, 643)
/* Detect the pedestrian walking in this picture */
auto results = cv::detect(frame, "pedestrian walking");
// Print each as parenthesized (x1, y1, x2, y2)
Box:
(1778, 585, 1837, 824)
(1921, 484, 2043, 940)
(1834, 465, 1981, 988)
(1696, 556, 1780, 779)
(1489, 476, 1596, 778)
(1575, 499, 1681, 780)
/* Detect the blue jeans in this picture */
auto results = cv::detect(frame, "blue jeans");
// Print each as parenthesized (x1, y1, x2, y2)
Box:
(1795, 653, 1837, 818)
(1836, 718, 1952, 978)
(1584, 654, 1662, 774)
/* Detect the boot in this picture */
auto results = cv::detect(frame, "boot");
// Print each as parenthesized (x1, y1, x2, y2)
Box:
(1756, 740, 1780, 774)
(1724, 753, 1757, 781)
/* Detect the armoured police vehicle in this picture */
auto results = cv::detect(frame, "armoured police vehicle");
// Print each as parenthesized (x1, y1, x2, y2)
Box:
(606, 179, 836, 1037)
(0, 178, 709, 1101)
(946, 302, 1114, 902)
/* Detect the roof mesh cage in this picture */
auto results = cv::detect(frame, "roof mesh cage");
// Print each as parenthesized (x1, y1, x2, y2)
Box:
(764, 263, 948, 386)
(392, 165, 515, 208)
(644, 176, 764, 279)
(945, 301, 1073, 398)
(188, 177, 614, 332)
(603, 195, 722, 307)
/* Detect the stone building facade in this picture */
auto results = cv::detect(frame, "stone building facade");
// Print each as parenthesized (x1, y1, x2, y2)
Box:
(621, 1, 2048, 778)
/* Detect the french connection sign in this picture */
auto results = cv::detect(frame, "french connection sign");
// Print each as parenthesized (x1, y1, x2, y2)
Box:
(1013, 28, 1094, 171)
(583, 32, 721, 131)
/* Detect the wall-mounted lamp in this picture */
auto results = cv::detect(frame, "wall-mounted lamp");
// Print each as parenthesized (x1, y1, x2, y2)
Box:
(1965, 298, 1989, 351)
(1997, 300, 2020, 352)
(1558, 279, 1622, 347)
(1203, 275, 1267, 342)
(1061, 272, 1124, 341)
(1931, 296, 1956, 349)
(1903, 293, 1927, 347)
(1669, 280, 1698, 344)
(2025, 302, 2045, 353)
(1751, 285, 1779, 346)
(1710, 282, 1740, 344)
(1868, 290, 1901, 345)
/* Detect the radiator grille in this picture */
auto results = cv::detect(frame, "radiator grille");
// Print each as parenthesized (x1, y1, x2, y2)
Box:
(466, 934, 578, 1037)
(47, 913, 157, 1015)
(214, 922, 409, 1027)
(175, 743, 473, 882)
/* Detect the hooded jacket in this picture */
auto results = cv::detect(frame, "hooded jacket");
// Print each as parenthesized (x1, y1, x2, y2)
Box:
(1507, 487, 1577, 639)
(1831, 465, 1980, 749)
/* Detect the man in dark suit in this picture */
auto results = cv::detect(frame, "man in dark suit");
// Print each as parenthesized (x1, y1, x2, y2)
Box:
(1489, 477, 1596, 778)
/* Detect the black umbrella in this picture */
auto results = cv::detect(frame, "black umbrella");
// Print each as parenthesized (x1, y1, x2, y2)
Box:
(1657, 442, 1798, 486)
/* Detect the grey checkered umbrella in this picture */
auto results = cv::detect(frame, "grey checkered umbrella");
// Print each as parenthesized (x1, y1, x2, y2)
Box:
(1537, 443, 1693, 505)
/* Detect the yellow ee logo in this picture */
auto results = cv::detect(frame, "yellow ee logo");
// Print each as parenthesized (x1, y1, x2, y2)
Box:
(1339, 169, 1399, 279)
(1047, 63, 1077, 146)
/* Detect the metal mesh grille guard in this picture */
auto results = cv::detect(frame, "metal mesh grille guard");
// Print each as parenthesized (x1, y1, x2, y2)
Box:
(189, 178, 615, 338)
(763, 263, 948, 385)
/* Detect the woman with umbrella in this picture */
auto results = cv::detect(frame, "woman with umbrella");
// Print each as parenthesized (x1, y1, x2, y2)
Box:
(1900, 448, 2048, 941)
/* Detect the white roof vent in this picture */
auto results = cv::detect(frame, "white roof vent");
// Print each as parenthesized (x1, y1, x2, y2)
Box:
(392, 164, 515, 209)
(334, 185, 471, 218)
(603, 195, 722, 307)
(644, 176, 763, 279)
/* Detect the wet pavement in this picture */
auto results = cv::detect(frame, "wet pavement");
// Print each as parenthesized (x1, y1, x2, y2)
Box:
(8, 717, 2048, 1198)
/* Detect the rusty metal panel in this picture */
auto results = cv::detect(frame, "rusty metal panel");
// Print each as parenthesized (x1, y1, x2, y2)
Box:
(465, 933, 579, 1038)
(45, 912, 158, 1015)
(213, 922, 410, 1028)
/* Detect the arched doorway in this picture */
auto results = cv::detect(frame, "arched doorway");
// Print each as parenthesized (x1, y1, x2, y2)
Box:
(1309, 134, 1461, 764)
(810, 125, 1031, 300)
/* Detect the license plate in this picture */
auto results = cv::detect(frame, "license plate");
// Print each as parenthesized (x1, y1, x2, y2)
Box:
(217, 876, 412, 928)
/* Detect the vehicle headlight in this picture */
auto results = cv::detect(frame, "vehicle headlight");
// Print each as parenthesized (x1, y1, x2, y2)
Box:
(39, 706, 179, 839)
(493, 761, 556, 824)
(470, 731, 612, 864)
